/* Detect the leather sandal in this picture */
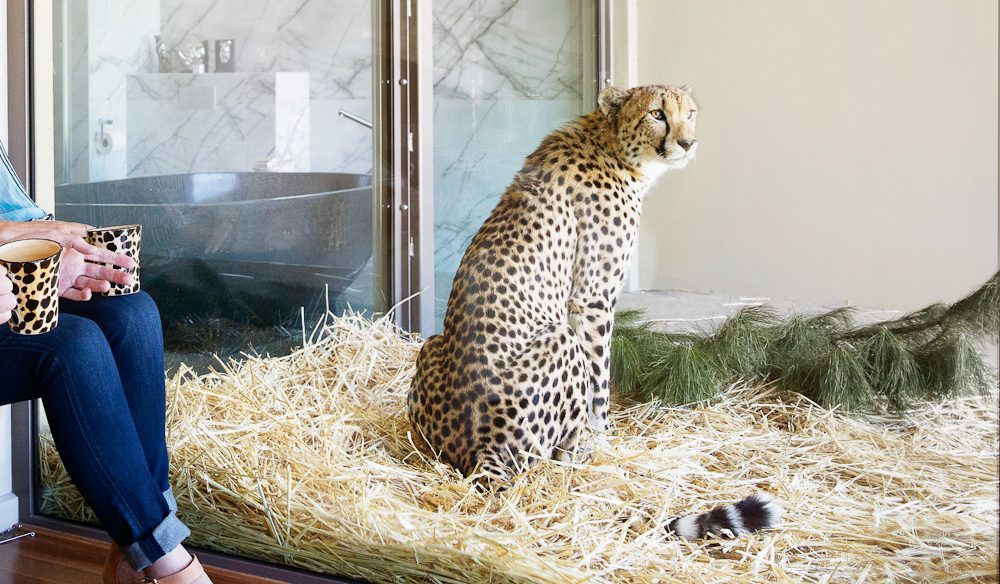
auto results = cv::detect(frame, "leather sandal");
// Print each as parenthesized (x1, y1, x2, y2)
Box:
(103, 544, 208, 584)
(102, 544, 141, 584)
(139, 555, 207, 584)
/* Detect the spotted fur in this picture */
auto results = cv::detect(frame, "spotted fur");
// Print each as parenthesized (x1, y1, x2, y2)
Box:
(409, 85, 781, 537)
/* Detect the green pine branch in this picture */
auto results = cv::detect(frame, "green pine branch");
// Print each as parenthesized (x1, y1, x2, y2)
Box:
(610, 272, 999, 411)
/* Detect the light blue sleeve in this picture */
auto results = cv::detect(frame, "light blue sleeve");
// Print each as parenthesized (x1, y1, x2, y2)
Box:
(0, 140, 47, 222)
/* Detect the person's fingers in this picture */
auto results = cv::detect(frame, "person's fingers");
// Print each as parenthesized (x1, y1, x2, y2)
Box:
(0, 291, 15, 313)
(71, 240, 136, 270)
(75, 275, 111, 293)
(10, 230, 96, 262)
(61, 287, 92, 301)
(0, 291, 12, 309)
(82, 261, 133, 286)
(50, 220, 91, 236)
(10, 232, 132, 270)
(0, 269, 13, 322)
(9, 229, 71, 247)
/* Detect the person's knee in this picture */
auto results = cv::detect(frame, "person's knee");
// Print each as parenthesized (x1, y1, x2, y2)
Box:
(109, 292, 163, 341)
(118, 291, 161, 327)
(46, 316, 115, 373)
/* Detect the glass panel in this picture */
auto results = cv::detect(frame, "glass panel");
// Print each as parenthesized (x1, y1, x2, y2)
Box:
(51, 0, 379, 370)
(432, 0, 598, 331)
(35, 0, 598, 577)
(40, 0, 382, 574)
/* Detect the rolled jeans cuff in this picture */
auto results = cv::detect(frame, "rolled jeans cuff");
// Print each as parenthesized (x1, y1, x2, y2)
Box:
(163, 487, 178, 512)
(121, 506, 191, 571)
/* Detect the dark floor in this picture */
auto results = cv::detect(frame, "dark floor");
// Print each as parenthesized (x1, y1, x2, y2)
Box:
(0, 525, 286, 584)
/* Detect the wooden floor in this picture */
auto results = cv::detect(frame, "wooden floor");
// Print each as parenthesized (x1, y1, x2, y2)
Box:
(0, 525, 286, 584)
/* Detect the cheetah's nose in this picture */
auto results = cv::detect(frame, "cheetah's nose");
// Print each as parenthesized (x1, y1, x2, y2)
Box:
(677, 139, 696, 151)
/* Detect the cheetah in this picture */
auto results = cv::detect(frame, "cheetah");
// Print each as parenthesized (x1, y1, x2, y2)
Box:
(409, 85, 782, 538)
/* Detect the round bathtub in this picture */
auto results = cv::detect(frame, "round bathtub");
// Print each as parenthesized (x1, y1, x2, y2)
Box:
(55, 172, 373, 324)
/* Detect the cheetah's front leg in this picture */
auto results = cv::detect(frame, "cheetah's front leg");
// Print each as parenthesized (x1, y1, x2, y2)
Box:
(567, 296, 613, 434)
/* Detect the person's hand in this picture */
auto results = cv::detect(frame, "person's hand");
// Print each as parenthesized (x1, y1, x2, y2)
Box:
(0, 219, 135, 301)
(58, 246, 135, 301)
(0, 221, 135, 268)
(0, 219, 91, 242)
(0, 267, 16, 324)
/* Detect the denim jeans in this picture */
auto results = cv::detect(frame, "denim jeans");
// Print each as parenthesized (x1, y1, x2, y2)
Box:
(0, 291, 190, 570)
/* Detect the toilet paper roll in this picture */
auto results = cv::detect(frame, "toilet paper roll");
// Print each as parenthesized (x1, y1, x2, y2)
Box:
(94, 129, 124, 155)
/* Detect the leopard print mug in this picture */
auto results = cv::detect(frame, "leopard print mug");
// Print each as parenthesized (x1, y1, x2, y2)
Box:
(0, 238, 63, 335)
(86, 224, 141, 296)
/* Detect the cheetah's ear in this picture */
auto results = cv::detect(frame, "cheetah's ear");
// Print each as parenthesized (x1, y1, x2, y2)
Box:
(679, 84, 693, 94)
(598, 86, 629, 120)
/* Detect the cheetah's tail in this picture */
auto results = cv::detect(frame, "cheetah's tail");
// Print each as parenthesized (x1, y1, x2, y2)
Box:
(665, 492, 783, 539)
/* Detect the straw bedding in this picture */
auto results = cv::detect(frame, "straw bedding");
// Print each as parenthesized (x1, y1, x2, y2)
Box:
(38, 312, 998, 582)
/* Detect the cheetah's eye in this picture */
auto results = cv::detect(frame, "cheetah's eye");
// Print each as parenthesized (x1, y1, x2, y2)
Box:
(687, 110, 696, 120)
(650, 110, 664, 121)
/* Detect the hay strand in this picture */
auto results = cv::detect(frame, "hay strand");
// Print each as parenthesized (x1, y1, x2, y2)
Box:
(38, 311, 998, 583)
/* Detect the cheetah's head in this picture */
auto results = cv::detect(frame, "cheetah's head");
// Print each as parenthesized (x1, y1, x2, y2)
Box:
(598, 84, 698, 177)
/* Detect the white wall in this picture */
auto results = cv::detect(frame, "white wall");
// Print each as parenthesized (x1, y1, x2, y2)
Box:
(634, 0, 998, 310)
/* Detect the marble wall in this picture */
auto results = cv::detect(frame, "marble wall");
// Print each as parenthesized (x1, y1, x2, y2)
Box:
(55, 0, 159, 183)
(431, 0, 594, 322)
(154, 0, 372, 175)
(60, 0, 371, 182)
(126, 72, 310, 175)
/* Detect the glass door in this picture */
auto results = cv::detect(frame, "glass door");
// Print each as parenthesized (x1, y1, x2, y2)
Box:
(431, 0, 600, 331)
(35, 0, 390, 576)
(51, 0, 385, 370)
(15, 0, 603, 579)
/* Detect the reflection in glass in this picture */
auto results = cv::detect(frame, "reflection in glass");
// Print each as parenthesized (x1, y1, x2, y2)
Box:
(52, 0, 377, 368)
(432, 0, 598, 331)
(45, 1, 381, 571)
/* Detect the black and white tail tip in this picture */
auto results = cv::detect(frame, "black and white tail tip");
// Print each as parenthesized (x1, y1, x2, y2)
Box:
(666, 492, 784, 539)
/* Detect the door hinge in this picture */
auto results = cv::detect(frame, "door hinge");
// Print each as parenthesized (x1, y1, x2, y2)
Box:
(408, 236, 415, 257)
